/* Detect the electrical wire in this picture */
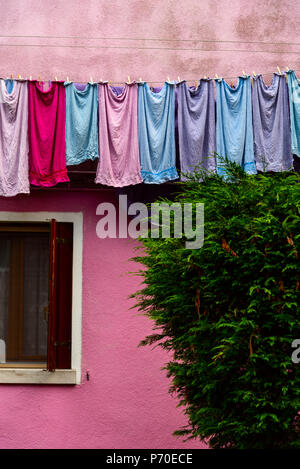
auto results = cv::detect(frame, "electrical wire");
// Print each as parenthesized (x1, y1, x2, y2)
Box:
(0, 34, 299, 46)
(0, 43, 299, 54)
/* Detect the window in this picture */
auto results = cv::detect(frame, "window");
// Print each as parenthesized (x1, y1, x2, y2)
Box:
(0, 213, 82, 384)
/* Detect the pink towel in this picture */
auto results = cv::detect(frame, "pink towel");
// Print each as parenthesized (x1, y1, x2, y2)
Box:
(0, 80, 30, 196)
(28, 81, 69, 187)
(95, 83, 142, 187)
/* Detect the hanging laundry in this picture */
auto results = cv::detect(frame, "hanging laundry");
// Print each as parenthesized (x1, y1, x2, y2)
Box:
(138, 81, 178, 183)
(28, 80, 69, 187)
(0, 79, 30, 196)
(177, 79, 216, 179)
(252, 73, 292, 172)
(215, 75, 257, 175)
(286, 70, 300, 158)
(64, 81, 99, 165)
(95, 82, 142, 187)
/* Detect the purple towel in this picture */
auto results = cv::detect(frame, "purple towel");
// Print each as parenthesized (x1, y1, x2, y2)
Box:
(177, 80, 216, 180)
(252, 73, 293, 172)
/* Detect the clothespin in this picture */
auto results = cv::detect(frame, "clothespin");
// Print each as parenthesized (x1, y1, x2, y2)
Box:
(67, 76, 70, 83)
(29, 75, 32, 81)
(38, 75, 41, 85)
(194, 80, 197, 88)
(253, 71, 256, 77)
(277, 66, 281, 75)
(177, 76, 181, 83)
(54, 76, 58, 82)
(90, 76, 94, 84)
(139, 77, 142, 83)
(109, 80, 112, 86)
(10, 74, 13, 83)
(204, 75, 207, 79)
(230, 80, 234, 88)
(285, 67, 289, 83)
(150, 83, 153, 91)
(215, 74, 219, 79)
(167, 76, 171, 83)
(242, 70, 247, 77)
(127, 76, 131, 84)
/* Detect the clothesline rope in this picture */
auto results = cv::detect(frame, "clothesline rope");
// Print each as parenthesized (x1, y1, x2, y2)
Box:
(0, 34, 300, 46)
(2, 70, 300, 85)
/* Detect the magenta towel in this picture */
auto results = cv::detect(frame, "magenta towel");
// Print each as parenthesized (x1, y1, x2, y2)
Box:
(0, 80, 30, 196)
(95, 83, 142, 187)
(28, 81, 69, 187)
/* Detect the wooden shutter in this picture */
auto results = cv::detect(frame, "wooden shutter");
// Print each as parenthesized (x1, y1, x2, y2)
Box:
(48, 220, 73, 371)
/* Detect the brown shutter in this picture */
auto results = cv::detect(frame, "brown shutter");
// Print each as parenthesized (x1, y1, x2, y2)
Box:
(48, 220, 73, 371)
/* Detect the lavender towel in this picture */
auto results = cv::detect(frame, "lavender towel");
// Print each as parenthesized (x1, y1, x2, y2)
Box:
(0, 80, 30, 196)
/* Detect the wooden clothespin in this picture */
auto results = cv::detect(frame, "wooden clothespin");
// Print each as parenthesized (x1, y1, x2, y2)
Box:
(29, 75, 32, 81)
(215, 74, 219, 79)
(204, 75, 207, 79)
(109, 80, 112, 86)
(277, 66, 281, 75)
(242, 70, 247, 77)
(230, 80, 234, 88)
(285, 67, 289, 83)
(67, 76, 70, 83)
(177, 76, 181, 83)
(127, 76, 131, 84)
(10, 74, 13, 83)
(167, 76, 171, 83)
(253, 71, 256, 77)
(54, 76, 58, 82)
(38, 75, 41, 85)
(139, 77, 142, 83)
(150, 83, 153, 91)
(194, 80, 198, 88)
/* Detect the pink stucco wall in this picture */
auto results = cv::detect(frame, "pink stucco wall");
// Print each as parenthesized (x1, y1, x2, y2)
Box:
(0, 191, 205, 450)
(0, 0, 299, 449)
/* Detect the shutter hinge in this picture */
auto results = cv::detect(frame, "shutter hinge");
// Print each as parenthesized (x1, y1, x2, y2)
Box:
(53, 340, 71, 347)
(56, 237, 71, 244)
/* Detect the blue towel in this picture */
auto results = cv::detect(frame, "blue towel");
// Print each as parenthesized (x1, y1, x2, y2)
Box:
(64, 82, 99, 166)
(286, 70, 300, 158)
(215, 75, 256, 175)
(138, 82, 178, 183)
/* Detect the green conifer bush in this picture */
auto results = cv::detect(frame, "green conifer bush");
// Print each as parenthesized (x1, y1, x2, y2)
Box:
(133, 160, 300, 449)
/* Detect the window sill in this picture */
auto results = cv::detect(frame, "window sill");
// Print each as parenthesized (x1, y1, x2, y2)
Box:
(0, 368, 77, 384)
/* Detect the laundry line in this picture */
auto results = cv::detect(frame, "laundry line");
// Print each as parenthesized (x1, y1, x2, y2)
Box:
(1, 69, 300, 86)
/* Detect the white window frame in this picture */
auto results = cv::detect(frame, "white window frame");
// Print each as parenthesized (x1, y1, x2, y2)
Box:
(0, 211, 83, 385)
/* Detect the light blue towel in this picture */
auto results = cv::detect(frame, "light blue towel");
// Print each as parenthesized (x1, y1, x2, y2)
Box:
(64, 82, 99, 166)
(215, 75, 257, 175)
(138, 81, 178, 183)
(286, 70, 300, 158)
